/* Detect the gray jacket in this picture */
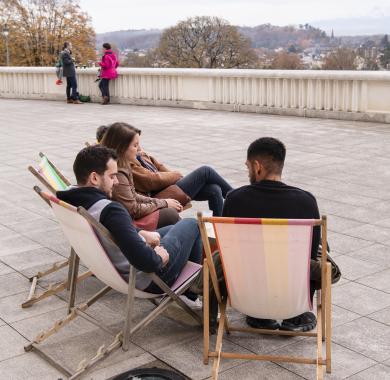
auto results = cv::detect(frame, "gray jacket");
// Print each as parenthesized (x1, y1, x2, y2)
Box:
(60, 49, 76, 77)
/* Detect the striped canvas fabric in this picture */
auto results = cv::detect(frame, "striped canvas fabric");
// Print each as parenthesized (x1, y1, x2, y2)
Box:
(38, 156, 68, 191)
(212, 218, 314, 320)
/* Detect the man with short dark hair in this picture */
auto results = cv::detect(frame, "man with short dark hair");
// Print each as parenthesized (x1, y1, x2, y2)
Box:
(57, 145, 202, 307)
(223, 137, 320, 332)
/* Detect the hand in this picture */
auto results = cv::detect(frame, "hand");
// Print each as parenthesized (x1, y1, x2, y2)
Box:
(165, 198, 183, 212)
(155, 246, 169, 266)
(139, 230, 160, 248)
(173, 171, 183, 177)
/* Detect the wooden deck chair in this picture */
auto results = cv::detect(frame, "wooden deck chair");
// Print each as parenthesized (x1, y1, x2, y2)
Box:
(197, 214, 332, 380)
(25, 189, 202, 380)
(24, 153, 92, 309)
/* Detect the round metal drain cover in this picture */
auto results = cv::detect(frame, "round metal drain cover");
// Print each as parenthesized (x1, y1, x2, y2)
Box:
(112, 367, 186, 380)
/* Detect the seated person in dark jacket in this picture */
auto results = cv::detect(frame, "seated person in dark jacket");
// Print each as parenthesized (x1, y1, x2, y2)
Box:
(57, 145, 202, 307)
(222, 137, 320, 332)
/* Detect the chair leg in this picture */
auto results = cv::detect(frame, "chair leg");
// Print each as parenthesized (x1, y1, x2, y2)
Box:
(23, 259, 70, 307)
(212, 301, 226, 380)
(67, 249, 75, 291)
(151, 274, 203, 326)
(203, 259, 210, 365)
(325, 262, 332, 374)
(67, 249, 79, 314)
(316, 291, 324, 380)
(21, 271, 92, 309)
(122, 266, 136, 351)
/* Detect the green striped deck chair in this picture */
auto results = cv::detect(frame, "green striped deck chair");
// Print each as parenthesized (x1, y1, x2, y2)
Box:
(28, 152, 70, 195)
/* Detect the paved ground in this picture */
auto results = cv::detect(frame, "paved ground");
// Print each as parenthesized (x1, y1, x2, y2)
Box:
(0, 98, 390, 380)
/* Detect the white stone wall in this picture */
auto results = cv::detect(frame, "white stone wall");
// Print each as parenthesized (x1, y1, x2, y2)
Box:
(1, 67, 390, 122)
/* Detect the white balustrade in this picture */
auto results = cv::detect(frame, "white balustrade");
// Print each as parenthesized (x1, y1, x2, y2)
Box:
(0, 67, 390, 122)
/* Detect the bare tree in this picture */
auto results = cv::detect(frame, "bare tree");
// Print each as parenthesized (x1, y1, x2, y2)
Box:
(157, 16, 258, 68)
(322, 48, 357, 70)
(0, 0, 95, 66)
(271, 52, 303, 69)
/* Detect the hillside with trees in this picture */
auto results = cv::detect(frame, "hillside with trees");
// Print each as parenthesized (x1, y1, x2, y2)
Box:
(97, 23, 331, 51)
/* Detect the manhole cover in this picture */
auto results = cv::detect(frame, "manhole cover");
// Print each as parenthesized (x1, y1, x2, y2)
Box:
(111, 367, 186, 380)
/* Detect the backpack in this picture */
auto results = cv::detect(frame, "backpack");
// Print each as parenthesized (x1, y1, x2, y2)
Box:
(55, 54, 63, 80)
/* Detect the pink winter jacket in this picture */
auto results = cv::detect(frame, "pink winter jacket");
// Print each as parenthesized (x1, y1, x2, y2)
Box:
(98, 50, 119, 79)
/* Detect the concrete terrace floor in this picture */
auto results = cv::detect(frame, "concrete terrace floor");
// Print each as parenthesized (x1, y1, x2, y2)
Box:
(0, 98, 390, 380)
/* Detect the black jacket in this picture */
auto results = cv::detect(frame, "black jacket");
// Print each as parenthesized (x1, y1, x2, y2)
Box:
(57, 187, 163, 273)
(222, 180, 320, 259)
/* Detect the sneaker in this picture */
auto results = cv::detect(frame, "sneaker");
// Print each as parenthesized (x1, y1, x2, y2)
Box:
(179, 295, 202, 310)
(72, 99, 83, 104)
(280, 312, 317, 332)
(246, 316, 280, 330)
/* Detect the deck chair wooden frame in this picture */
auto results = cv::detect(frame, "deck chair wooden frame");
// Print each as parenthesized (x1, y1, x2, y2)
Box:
(24, 153, 92, 310)
(25, 189, 202, 380)
(198, 213, 332, 380)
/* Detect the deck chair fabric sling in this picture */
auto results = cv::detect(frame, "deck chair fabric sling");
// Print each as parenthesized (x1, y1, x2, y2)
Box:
(26, 189, 202, 380)
(198, 214, 332, 380)
(24, 154, 90, 309)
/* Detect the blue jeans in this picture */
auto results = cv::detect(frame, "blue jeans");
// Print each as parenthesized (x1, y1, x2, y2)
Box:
(176, 166, 233, 216)
(99, 78, 110, 98)
(66, 76, 78, 100)
(145, 218, 202, 293)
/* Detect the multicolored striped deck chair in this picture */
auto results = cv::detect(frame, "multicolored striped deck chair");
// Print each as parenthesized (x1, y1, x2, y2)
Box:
(24, 154, 91, 310)
(25, 188, 202, 380)
(28, 152, 70, 194)
(198, 213, 332, 380)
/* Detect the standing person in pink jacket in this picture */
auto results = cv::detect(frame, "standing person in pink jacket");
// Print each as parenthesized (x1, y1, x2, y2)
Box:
(98, 43, 119, 105)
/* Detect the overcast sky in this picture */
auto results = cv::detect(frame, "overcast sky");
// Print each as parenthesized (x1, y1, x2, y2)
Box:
(79, 0, 390, 33)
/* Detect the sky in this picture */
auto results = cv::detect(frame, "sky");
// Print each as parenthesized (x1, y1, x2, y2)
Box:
(79, 0, 390, 34)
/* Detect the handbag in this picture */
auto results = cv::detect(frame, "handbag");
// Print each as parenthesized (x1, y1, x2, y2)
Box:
(153, 184, 191, 207)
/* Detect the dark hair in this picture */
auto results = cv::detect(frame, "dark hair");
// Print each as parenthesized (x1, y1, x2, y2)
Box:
(73, 146, 118, 185)
(100, 122, 140, 167)
(103, 43, 111, 50)
(96, 125, 109, 143)
(247, 137, 286, 174)
(63, 41, 70, 49)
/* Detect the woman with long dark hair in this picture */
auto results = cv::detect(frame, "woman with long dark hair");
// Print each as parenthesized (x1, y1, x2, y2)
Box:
(101, 122, 182, 230)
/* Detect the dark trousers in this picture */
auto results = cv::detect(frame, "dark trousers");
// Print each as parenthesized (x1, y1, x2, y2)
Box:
(176, 166, 233, 216)
(66, 76, 78, 100)
(99, 78, 110, 98)
(144, 218, 202, 294)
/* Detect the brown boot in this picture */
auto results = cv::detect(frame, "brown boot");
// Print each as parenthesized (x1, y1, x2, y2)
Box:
(102, 96, 109, 105)
(67, 99, 73, 104)
(72, 99, 83, 104)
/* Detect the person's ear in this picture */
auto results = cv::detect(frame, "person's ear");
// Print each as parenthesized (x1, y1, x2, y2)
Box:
(88, 172, 100, 186)
(253, 160, 261, 176)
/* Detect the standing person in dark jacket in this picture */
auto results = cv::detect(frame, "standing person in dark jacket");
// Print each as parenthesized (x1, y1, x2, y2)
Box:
(222, 137, 321, 332)
(57, 145, 202, 307)
(60, 42, 82, 104)
(98, 43, 119, 105)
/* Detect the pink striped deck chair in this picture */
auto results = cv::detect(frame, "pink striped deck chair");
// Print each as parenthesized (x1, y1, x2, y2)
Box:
(24, 154, 91, 310)
(25, 189, 202, 380)
(198, 214, 332, 380)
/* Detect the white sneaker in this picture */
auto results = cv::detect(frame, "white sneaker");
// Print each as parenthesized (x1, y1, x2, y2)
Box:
(179, 295, 203, 310)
